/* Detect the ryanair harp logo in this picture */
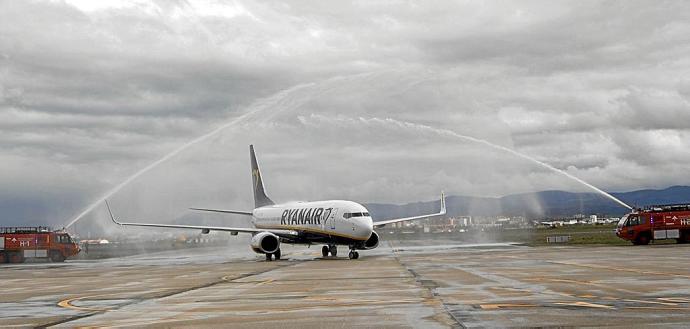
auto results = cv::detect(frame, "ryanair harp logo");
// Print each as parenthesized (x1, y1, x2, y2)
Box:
(252, 169, 260, 188)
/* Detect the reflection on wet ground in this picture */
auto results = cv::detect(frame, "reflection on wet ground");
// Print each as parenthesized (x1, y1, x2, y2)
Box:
(2, 241, 690, 328)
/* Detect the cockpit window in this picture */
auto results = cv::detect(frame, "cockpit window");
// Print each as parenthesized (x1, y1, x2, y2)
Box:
(343, 212, 370, 219)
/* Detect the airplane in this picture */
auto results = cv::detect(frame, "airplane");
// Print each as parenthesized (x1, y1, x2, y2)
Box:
(106, 145, 446, 260)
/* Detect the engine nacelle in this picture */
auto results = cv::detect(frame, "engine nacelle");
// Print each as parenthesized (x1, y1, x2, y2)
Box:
(250, 231, 280, 254)
(359, 230, 379, 250)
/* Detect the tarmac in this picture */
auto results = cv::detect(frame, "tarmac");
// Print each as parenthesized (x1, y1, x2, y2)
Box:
(2, 241, 690, 328)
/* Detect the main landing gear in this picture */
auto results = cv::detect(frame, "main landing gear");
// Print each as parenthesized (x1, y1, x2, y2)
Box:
(322, 245, 359, 259)
(322, 245, 338, 257)
(265, 248, 281, 261)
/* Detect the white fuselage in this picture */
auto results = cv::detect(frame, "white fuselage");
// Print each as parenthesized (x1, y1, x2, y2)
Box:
(251, 200, 374, 243)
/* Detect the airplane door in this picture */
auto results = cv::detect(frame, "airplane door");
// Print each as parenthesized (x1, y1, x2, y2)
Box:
(326, 208, 338, 230)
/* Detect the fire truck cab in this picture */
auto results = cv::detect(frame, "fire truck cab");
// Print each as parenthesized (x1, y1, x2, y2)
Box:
(0, 227, 80, 263)
(616, 204, 690, 245)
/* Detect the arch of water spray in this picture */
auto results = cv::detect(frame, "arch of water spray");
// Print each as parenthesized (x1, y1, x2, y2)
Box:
(361, 116, 633, 210)
(64, 82, 317, 229)
(64, 71, 383, 229)
(65, 72, 632, 230)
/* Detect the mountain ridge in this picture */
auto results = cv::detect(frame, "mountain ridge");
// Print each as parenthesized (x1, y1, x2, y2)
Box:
(365, 185, 690, 220)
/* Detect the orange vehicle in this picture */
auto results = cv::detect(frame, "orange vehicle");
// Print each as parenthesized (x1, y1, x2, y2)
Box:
(616, 204, 690, 245)
(0, 227, 80, 263)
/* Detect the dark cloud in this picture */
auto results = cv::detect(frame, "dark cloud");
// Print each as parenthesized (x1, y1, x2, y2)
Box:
(1, 1, 689, 228)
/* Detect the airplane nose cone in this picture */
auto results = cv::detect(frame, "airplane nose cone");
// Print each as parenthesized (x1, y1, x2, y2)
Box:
(358, 218, 374, 239)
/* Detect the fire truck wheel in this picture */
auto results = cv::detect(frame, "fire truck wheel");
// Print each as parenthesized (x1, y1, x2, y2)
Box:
(9, 252, 24, 264)
(634, 234, 650, 245)
(0, 252, 7, 264)
(50, 251, 65, 262)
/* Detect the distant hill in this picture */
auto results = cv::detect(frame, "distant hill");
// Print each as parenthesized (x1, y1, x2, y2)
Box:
(366, 186, 690, 220)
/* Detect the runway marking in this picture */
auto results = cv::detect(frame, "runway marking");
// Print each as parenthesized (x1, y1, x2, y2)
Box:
(658, 297, 690, 303)
(478, 300, 689, 311)
(627, 306, 690, 311)
(530, 278, 593, 284)
(554, 301, 613, 309)
(488, 286, 529, 291)
(57, 295, 111, 312)
(479, 303, 536, 310)
(221, 272, 255, 281)
(548, 261, 690, 279)
(50, 262, 305, 328)
(623, 299, 678, 306)
(107, 262, 307, 327)
(256, 278, 274, 286)
(302, 296, 421, 305)
(602, 296, 620, 301)
(223, 275, 410, 283)
(524, 277, 638, 294)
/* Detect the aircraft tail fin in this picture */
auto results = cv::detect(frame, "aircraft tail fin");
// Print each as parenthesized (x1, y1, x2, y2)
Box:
(250, 145, 274, 208)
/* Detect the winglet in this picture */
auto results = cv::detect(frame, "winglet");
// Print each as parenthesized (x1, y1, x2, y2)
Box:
(105, 200, 122, 226)
(440, 191, 446, 215)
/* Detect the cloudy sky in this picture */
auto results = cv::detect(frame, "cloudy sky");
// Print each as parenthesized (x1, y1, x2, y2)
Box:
(2, 0, 690, 229)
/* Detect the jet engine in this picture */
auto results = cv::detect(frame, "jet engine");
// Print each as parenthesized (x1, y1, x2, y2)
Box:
(250, 231, 280, 254)
(359, 230, 379, 250)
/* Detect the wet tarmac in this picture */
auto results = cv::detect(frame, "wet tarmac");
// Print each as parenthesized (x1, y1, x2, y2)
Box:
(2, 241, 690, 328)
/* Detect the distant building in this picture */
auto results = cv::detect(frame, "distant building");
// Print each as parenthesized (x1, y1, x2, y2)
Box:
(458, 216, 472, 226)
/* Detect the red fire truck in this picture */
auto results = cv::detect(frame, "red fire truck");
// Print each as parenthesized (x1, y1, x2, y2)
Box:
(616, 204, 690, 245)
(0, 227, 80, 263)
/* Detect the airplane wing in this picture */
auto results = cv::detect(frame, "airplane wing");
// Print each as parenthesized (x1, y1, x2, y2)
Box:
(373, 192, 446, 228)
(105, 201, 297, 238)
(189, 207, 253, 216)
